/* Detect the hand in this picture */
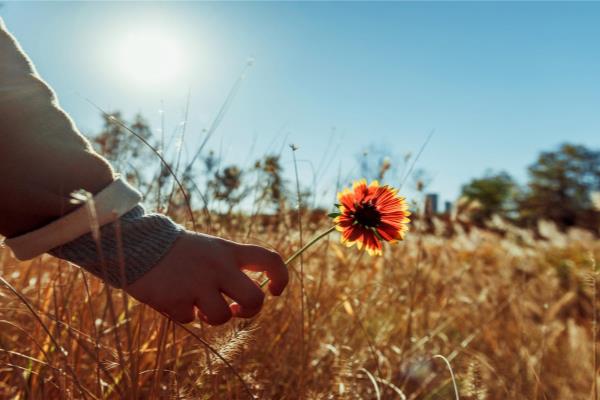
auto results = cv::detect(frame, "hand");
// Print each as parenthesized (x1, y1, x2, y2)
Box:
(125, 231, 289, 325)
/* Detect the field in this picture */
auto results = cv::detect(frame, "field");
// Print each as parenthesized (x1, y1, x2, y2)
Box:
(2, 1, 600, 398)
(0, 207, 598, 399)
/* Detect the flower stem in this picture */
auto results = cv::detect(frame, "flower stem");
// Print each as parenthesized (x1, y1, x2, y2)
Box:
(260, 226, 337, 288)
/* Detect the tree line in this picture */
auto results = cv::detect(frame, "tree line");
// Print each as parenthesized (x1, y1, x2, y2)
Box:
(91, 112, 600, 232)
(460, 143, 600, 232)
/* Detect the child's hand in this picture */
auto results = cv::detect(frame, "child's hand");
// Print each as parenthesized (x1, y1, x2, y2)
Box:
(125, 231, 288, 325)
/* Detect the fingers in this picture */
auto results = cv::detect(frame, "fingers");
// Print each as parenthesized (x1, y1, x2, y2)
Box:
(234, 244, 289, 296)
(220, 271, 264, 318)
(166, 304, 196, 324)
(195, 290, 232, 326)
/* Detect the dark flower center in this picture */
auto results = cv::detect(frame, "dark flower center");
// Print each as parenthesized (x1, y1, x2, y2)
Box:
(353, 201, 381, 227)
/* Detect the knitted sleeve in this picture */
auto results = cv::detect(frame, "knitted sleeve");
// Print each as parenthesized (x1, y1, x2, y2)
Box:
(49, 205, 184, 288)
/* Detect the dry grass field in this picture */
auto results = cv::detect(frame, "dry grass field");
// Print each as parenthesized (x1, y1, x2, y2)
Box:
(0, 208, 598, 399)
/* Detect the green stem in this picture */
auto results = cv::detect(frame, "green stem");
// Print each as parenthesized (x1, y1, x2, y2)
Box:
(260, 226, 337, 288)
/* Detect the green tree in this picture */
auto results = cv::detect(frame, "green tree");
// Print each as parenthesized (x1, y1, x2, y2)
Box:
(519, 143, 600, 230)
(208, 165, 249, 214)
(254, 155, 287, 213)
(461, 171, 516, 223)
(93, 112, 156, 194)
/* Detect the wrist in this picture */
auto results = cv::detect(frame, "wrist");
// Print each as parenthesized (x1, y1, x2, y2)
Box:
(49, 205, 185, 287)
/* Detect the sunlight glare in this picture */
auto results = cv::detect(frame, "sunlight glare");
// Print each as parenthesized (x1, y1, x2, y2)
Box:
(116, 28, 185, 86)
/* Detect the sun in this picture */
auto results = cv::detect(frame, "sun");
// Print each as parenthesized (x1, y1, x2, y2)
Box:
(115, 28, 185, 86)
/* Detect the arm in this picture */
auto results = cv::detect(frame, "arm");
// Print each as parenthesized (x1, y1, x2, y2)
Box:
(0, 18, 288, 325)
(0, 17, 115, 237)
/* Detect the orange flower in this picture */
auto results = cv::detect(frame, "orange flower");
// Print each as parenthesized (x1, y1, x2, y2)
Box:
(332, 179, 410, 256)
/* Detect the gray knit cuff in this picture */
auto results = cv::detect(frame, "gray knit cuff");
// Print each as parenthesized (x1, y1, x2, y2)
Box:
(49, 205, 184, 288)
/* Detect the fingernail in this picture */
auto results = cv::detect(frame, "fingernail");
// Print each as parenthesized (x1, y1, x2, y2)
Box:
(230, 303, 241, 316)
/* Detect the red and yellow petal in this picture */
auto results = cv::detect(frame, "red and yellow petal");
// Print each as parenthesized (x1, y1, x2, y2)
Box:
(342, 225, 364, 243)
(362, 230, 383, 256)
(376, 222, 403, 242)
(352, 179, 370, 203)
(337, 189, 356, 211)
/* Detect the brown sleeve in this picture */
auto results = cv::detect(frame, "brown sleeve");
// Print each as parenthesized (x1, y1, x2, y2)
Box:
(0, 18, 115, 238)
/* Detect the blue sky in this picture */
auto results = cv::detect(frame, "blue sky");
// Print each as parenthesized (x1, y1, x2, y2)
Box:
(2, 2, 599, 208)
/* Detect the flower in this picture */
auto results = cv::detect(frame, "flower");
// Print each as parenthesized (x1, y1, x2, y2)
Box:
(332, 179, 410, 256)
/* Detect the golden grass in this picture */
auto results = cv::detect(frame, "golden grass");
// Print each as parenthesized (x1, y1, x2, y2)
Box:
(0, 215, 598, 399)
